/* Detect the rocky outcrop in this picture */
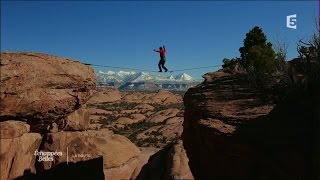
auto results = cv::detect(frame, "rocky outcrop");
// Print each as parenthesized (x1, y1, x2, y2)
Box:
(0, 121, 42, 180)
(64, 107, 90, 131)
(1, 52, 192, 180)
(39, 129, 141, 171)
(86, 89, 121, 104)
(182, 70, 318, 179)
(147, 109, 180, 123)
(0, 120, 30, 139)
(0, 53, 147, 180)
(169, 141, 194, 180)
(0, 52, 96, 132)
(106, 147, 159, 180)
(137, 117, 183, 141)
(137, 141, 194, 180)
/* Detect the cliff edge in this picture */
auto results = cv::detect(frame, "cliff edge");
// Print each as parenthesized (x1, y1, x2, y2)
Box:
(182, 70, 319, 179)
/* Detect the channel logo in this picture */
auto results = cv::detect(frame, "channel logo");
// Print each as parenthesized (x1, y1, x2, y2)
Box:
(286, 14, 297, 29)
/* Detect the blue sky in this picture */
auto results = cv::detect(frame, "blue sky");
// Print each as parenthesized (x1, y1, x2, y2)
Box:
(1, 1, 318, 79)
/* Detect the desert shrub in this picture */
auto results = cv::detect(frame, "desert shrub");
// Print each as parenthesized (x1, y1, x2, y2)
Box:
(114, 120, 164, 138)
(98, 114, 119, 128)
(297, 35, 320, 86)
(222, 58, 240, 70)
(273, 37, 290, 73)
(94, 102, 139, 111)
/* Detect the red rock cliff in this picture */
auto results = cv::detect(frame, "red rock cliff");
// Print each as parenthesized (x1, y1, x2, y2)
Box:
(182, 70, 318, 179)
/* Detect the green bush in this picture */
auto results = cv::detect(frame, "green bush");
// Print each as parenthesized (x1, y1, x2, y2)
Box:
(222, 58, 239, 70)
(297, 33, 320, 86)
(239, 26, 276, 76)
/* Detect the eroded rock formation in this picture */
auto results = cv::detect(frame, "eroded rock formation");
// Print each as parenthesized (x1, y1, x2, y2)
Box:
(1, 52, 193, 180)
(182, 70, 318, 179)
(137, 140, 194, 180)
(0, 52, 96, 132)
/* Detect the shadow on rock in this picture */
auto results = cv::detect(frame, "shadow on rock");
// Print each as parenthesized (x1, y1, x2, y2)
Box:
(14, 157, 104, 180)
(136, 144, 172, 180)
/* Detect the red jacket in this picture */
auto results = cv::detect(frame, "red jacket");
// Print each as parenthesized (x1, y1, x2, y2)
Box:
(155, 49, 166, 60)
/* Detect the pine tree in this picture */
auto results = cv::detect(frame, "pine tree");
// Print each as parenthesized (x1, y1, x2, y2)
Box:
(239, 26, 276, 76)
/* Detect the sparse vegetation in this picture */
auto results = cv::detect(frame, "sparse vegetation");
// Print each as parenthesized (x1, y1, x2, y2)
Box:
(153, 103, 184, 112)
(87, 93, 184, 148)
(296, 17, 320, 87)
(97, 114, 119, 128)
(114, 120, 169, 147)
(222, 58, 240, 70)
(92, 101, 139, 111)
(221, 22, 319, 94)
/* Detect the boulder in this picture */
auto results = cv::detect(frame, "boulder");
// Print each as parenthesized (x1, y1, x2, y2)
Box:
(40, 129, 141, 171)
(149, 89, 182, 105)
(64, 108, 90, 131)
(0, 120, 30, 139)
(0, 52, 96, 132)
(117, 117, 135, 125)
(106, 148, 158, 180)
(136, 141, 193, 180)
(169, 141, 194, 180)
(0, 132, 42, 180)
(131, 114, 146, 122)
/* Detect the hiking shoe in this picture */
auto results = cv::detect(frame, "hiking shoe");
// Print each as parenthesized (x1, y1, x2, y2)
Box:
(165, 70, 168, 72)
(158, 70, 162, 72)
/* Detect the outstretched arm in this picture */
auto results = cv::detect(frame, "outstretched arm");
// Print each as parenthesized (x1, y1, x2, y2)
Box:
(154, 49, 160, 52)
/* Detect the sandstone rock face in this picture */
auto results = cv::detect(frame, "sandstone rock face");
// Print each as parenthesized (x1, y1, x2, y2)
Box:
(136, 141, 194, 180)
(86, 89, 121, 104)
(83, 88, 192, 179)
(147, 109, 180, 123)
(0, 53, 191, 180)
(137, 118, 183, 141)
(0, 120, 30, 139)
(134, 104, 155, 111)
(116, 117, 135, 125)
(0, 132, 42, 180)
(64, 108, 90, 131)
(131, 114, 146, 122)
(106, 147, 158, 180)
(116, 114, 146, 125)
(169, 141, 194, 180)
(182, 71, 316, 179)
(150, 89, 182, 105)
(0, 52, 96, 132)
(0, 119, 43, 180)
(40, 129, 141, 170)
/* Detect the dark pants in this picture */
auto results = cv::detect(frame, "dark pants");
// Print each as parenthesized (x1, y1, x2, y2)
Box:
(158, 59, 168, 72)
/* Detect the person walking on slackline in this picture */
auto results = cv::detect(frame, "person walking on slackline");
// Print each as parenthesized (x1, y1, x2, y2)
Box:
(154, 45, 168, 72)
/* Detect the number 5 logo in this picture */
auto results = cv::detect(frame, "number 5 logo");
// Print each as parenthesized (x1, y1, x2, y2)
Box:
(287, 14, 297, 29)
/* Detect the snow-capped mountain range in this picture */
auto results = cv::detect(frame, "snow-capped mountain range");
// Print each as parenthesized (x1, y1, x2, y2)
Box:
(96, 70, 198, 84)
